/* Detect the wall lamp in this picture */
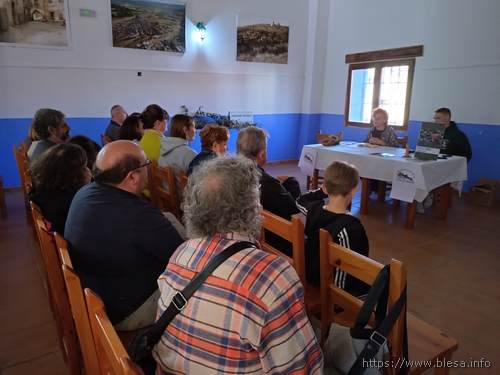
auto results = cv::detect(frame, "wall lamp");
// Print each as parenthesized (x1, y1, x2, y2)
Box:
(195, 22, 207, 42)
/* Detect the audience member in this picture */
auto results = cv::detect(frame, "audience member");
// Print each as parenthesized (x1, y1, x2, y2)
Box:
(187, 124, 229, 175)
(159, 114, 196, 172)
(365, 107, 399, 147)
(27, 108, 70, 163)
(237, 126, 326, 256)
(237, 126, 326, 218)
(119, 113, 144, 142)
(68, 135, 101, 170)
(29, 143, 91, 234)
(153, 156, 323, 374)
(433, 107, 472, 161)
(104, 104, 128, 142)
(64, 140, 184, 329)
(305, 161, 369, 295)
(139, 104, 169, 162)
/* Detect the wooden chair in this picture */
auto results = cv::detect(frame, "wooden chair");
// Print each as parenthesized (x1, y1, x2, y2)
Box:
(148, 163, 181, 219)
(85, 288, 144, 375)
(397, 136, 409, 148)
(54, 233, 101, 375)
(33, 214, 81, 375)
(0, 176, 6, 218)
(319, 229, 458, 374)
(13, 143, 32, 207)
(260, 210, 320, 313)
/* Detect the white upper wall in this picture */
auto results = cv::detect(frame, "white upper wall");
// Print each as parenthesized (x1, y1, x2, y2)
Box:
(321, 0, 500, 125)
(0, 0, 309, 117)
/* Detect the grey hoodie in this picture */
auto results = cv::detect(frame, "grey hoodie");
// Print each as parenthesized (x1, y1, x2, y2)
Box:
(158, 137, 197, 172)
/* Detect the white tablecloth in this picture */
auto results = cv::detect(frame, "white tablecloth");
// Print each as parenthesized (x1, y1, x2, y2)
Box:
(298, 142, 468, 202)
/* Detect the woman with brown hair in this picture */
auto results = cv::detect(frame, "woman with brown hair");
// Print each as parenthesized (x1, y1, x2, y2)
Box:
(139, 104, 169, 162)
(158, 114, 197, 172)
(29, 143, 91, 233)
(187, 124, 229, 175)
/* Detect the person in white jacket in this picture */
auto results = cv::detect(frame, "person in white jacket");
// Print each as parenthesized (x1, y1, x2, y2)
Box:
(159, 114, 197, 172)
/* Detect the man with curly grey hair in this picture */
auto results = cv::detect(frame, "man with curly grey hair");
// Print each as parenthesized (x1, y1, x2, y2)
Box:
(153, 155, 323, 375)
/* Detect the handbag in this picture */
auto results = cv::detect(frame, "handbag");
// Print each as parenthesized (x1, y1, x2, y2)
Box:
(324, 265, 409, 375)
(127, 241, 255, 366)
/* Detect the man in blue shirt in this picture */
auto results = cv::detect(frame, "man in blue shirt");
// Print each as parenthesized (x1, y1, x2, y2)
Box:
(65, 140, 184, 329)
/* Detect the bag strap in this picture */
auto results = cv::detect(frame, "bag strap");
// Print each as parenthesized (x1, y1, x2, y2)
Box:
(348, 286, 408, 375)
(138, 241, 255, 352)
(351, 265, 390, 337)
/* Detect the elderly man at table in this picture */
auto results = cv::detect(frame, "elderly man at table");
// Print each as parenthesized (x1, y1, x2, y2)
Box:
(64, 140, 184, 330)
(433, 107, 472, 161)
(153, 156, 323, 374)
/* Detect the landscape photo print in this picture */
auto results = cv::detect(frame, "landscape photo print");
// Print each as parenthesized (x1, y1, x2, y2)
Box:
(237, 15, 289, 64)
(0, 0, 70, 47)
(111, 0, 185, 53)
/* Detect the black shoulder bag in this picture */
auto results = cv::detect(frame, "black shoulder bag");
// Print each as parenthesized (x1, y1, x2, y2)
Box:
(128, 241, 255, 365)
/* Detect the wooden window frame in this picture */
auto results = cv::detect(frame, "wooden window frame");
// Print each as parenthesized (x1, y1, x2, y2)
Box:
(344, 45, 422, 131)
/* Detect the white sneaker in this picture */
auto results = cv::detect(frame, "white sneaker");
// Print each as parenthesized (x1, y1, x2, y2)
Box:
(416, 201, 425, 214)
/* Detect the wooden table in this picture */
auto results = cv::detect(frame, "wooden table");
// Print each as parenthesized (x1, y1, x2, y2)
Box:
(300, 142, 467, 229)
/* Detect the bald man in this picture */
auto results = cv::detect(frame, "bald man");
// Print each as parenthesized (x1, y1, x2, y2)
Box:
(65, 140, 184, 329)
(104, 104, 128, 142)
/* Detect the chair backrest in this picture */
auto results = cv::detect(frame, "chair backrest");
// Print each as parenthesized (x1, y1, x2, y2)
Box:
(62, 265, 101, 375)
(148, 162, 180, 218)
(260, 210, 306, 285)
(84, 288, 143, 375)
(33, 213, 81, 375)
(54, 232, 73, 268)
(54, 232, 101, 374)
(319, 229, 406, 362)
(13, 143, 32, 201)
(397, 136, 408, 148)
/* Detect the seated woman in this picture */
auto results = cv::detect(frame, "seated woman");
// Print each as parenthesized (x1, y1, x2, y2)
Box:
(29, 143, 91, 233)
(119, 112, 144, 142)
(68, 135, 101, 170)
(139, 104, 169, 162)
(365, 107, 399, 147)
(159, 114, 197, 173)
(187, 124, 229, 175)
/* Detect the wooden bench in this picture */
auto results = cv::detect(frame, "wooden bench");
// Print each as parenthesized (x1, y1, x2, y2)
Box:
(319, 229, 458, 374)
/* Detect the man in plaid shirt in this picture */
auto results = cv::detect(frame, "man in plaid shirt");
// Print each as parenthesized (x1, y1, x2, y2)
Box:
(153, 156, 323, 374)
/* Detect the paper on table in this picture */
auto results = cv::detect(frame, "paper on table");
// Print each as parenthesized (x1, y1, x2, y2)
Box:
(298, 147, 318, 176)
(390, 164, 418, 203)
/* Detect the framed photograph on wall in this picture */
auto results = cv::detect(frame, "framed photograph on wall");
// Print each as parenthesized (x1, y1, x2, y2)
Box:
(110, 0, 185, 53)
(0, 0, 70, 48)
(236, 15, 289, 64)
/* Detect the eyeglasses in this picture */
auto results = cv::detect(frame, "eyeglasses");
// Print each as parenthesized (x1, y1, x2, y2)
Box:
(130, 159, 151, 172)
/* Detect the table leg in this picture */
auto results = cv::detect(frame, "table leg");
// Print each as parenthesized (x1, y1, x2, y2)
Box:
(312, 169, 319, 189)
(406, 201, 416, 229)
(377, 181, 386, 202)
(361, 178, 370, 214)
(433, 183, 451, 220)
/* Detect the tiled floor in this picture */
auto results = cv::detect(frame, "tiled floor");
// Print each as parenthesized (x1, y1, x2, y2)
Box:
(0, 162, 499, 374)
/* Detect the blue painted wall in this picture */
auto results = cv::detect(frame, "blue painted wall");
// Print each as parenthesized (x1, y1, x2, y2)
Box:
(1, 113, 498, 191)
(0, 113, 302, 188)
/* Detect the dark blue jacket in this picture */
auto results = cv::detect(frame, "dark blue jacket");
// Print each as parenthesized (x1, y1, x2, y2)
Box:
(64, 182, 183, 323)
